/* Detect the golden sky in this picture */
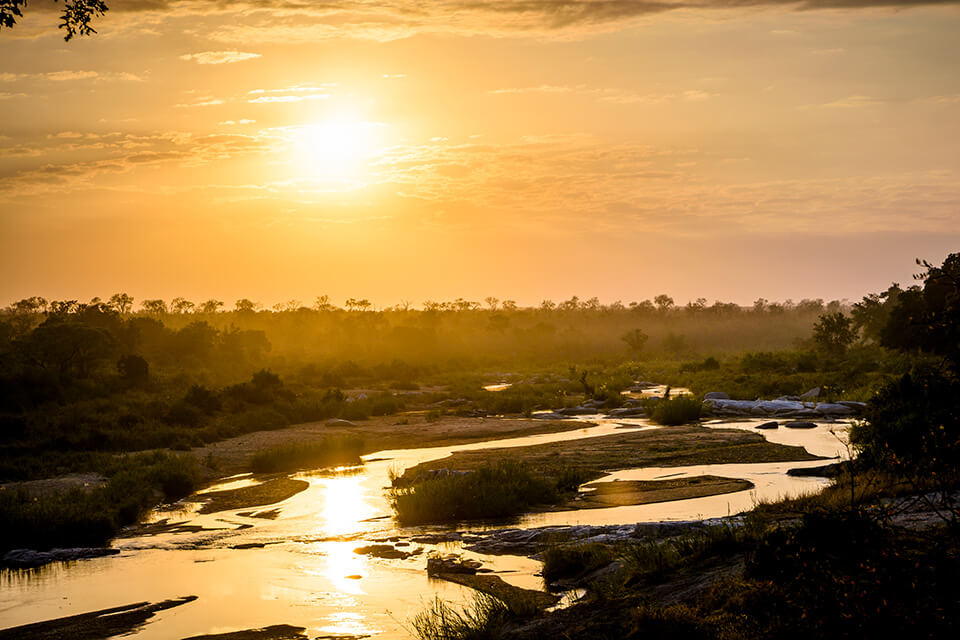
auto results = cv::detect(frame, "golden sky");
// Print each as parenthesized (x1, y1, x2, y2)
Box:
(2, 1, 959, 307)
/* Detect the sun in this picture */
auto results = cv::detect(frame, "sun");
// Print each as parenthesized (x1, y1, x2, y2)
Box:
(293, 118, 386, 182)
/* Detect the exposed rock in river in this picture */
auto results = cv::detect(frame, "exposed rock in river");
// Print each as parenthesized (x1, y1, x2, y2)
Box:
(703, 397, 865, 418)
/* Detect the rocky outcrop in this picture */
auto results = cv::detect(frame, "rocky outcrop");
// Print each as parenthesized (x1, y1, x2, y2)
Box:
(703, 397, 865, 418)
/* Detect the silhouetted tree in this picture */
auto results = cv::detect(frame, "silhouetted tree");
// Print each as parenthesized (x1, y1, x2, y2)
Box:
(234, 298, 258, 313)
(109, 292, 133, 314)
(654, 294, 674, 311)
(141, 299, 167, 315)
(199, 299, 223, 314)
(170, 297, 195, 314)
(1, 0, 109, 41)
(621, 328, 649, 356)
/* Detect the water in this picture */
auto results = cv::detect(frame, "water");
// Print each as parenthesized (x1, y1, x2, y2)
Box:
(0, 416, 846, 638)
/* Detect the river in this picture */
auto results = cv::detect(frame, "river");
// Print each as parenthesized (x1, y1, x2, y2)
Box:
(0, 415, 848, 638)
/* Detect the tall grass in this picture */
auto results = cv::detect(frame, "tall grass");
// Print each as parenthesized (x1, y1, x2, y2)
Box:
(647, 395, 702, 425)
(411, 594, 513, 640)
(390, 461, 558, 524)
(541, 542, 616, 583)
(249, 435, 364, 473)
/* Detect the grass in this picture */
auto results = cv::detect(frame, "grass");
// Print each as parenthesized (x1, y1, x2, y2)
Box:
(249, 435, 364, 473)
(411, 594, 514, 640)
(541, 542, 616, 583)
(389, 460, 560, 524)
(0, 452, 199, 553)
(647, 395, 703, 425)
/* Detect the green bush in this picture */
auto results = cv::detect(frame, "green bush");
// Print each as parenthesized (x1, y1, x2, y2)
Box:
(648, 395, 702, 425)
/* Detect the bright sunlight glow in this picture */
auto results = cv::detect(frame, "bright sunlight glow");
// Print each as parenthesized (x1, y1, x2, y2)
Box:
(293, 119, 386, 182)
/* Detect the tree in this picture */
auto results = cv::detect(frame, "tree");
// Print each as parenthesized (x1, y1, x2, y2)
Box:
(235, 298, 258, 313)
(484, 296, 499, 311)
(654, 294, 674, 311)
(313, 295, 333, 312)
(141, 299, 167, 315)
(881, 254, 960, 371)
(621, 328, 649, 356)
(501, 299, 517, 311)
(170, 297, 195, 314)
(9, 296, 48, 313)
(812, 312, 857, 355)
(199, 299, 223, 314)
(109, 292, 133, 314)
(1, 0, 109, 41)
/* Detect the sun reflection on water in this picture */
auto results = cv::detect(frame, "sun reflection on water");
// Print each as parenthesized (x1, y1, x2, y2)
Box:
(317, 472, 376, 537)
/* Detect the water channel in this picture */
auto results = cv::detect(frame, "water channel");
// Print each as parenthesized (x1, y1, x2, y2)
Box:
(0, 414, 849, 638)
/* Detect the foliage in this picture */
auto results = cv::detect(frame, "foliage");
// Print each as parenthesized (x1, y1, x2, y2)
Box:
(812, 312, 857, 355)
(647, 395, 702, 425)
(249, 435, 364, 473)
(0, 451, 199, 553)
(389, 461, 561, 524)
(411, 594, 513, 640)
(541, 542, 616, 583)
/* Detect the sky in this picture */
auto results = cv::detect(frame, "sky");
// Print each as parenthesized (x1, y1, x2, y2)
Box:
(1, 1, 959, 309)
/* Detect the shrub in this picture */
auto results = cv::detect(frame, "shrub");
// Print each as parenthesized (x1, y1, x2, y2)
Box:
(390, 461, 558, 524)
(411, 594, 513, 640)
(541, 542, 616, 583)
(249, 435, 364, 473)
(648, 395, 702, 425)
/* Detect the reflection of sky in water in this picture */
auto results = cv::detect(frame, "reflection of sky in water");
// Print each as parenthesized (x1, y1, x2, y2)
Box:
(1, 416, 848, 638)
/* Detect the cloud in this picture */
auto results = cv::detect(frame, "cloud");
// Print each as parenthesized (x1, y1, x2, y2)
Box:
(0, 70, 142, 82)
(174, 97, 226, 108)
(821, 95, 881, 108)
(179, 51, 262, 65)
(80, 0, 960, 43)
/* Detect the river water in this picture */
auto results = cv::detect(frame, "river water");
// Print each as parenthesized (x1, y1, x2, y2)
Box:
(0, 416, 848, 638)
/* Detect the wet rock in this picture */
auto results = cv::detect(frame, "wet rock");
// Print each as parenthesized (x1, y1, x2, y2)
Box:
(785, 421, 818, 429)
(2, 546, 120, 568)
(704, 392, 730, 400)
(814, 403, 856, 415)
(756, 421, 779, 430)
(530, 411, 571, 420)
(556, 406, 597, 416)
(426, 554, 483, 575)
(800, 387, 821, 400)
(606, 407, 647, 418)
(353, 544, 412, 560)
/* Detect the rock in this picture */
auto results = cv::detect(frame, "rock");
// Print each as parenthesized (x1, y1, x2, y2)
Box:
(787, 462, 846, 478)
(704, 392, 730, 400)
(556, 406, 597, 416)
(426, 554, 483, 575)
(325, 418, 357, 427)
(2, 547, 120, 568)
(836, 401, 867, 412)
(756, 421, 779, 430)
(606, 407, 647, 418)
(785, 421, 818, 429)
(530, 411, 571, 420)
(814, 403, 856, 415)
(353, 544, 412, 560)
(800, 387, 821, 400)
(345, 574, 362, 580)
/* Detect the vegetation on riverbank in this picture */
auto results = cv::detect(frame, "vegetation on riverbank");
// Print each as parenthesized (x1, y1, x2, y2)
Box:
(409, 252, 960, 640)
(389, 461, 586, 524)
(249, 435, 364, 473)
(0, 452, 199, 552)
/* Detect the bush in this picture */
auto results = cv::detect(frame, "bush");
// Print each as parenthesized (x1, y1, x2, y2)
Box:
(648, 395, 702, 425)
(390, 461, 559, 524)
(249, 435, 364, 473)
(541, 542, 616, 583)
